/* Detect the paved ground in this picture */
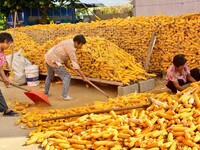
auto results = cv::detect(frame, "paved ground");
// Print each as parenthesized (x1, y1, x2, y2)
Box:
(0, 78, 118, 150)
(0, 76, 167, 150)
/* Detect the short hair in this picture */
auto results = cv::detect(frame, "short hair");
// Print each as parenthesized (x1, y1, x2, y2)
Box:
(0, 32, 13, 43)
(73, 35, 86, 44)
(173, 54, 187, 67)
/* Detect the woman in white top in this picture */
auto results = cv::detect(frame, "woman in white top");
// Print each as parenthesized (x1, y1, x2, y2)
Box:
(44, 35, 89, 100)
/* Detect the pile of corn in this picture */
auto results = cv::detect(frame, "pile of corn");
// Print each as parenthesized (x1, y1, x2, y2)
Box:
(11, 23, 73, 45)
(40, 36, 155, 84)
(6, 13, 200, 73)
(4, 31, 40, 62)
(4, 33, 155, 85)
(14, 81, 200, 149)
(158, 13, 200, 72)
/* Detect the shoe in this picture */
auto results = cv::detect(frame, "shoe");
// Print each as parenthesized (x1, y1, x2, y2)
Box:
(3, 110, 19, 116)
(62, 95, 73, 100)
(44, 92, 50, 97)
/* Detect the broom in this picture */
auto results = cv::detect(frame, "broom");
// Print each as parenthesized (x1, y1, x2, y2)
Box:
(8, 11, 17, 81)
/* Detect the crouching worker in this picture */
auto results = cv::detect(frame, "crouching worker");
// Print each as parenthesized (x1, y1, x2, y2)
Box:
(166, 54, 200, 93)
(44, 35, 89, 100)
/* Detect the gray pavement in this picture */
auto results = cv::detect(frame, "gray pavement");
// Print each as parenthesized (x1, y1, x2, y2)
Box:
(0, 116, 38, 150)
(0, 79, 118, 150)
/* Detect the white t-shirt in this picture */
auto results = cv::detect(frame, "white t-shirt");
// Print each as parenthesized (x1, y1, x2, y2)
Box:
(45, 39, 80, 69)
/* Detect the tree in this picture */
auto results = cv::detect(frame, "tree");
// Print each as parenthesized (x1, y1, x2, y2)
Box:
(0, 12, 6, 30)
(0, 0, 80, 24)
(0, 1, 22, 17)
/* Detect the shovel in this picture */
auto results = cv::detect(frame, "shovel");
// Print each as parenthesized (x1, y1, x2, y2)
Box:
(55, 61, 111, 98)
(0, 79, 51, 105)
(68, 66, 111, 98)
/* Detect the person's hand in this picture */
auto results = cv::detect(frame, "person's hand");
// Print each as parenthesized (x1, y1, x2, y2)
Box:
(4, 78, 10, 87)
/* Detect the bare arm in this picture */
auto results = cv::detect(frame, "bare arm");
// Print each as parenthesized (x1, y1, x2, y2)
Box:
(0, 67, 10, 85)
(187, 74, 196, 83)
(173, 80, 184, 91)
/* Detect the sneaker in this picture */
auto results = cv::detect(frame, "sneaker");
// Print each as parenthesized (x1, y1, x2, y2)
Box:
(62, 95, 73, 100)
(44, 92, 50, 97)
(3, 110, 19, 116)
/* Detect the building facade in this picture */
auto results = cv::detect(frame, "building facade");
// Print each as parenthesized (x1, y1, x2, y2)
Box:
(133, 0, 200, 16)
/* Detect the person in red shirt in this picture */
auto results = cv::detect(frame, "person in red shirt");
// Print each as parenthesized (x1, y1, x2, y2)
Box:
(0, 32, 18, 116)
(166, 54, 200, 93)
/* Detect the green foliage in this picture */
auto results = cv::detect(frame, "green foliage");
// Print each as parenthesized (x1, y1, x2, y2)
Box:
(98, 4, 133, 14)
(0, 13, 6, 31)
(0, 0, 78, 24)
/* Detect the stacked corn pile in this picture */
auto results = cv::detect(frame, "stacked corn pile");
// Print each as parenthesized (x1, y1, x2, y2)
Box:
(4, 31, 40, 62)
(65, 14, 200, 73)
(15, 81, 200, 149)
(64, 17, 157, 70)
(159, 13, 200, 72)
(10, 24, 74, 45)
(5, 17, 156, 70)
(6, 13, 200, 73)
(39, 36, 155, 85)
(76, 37, 156, 84)
(4, 31, 155, 84)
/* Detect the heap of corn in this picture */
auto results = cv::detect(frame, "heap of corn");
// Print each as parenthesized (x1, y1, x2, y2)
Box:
(6, 13, 200, 73)
(41, 36, 155, 84)
(4, 31, 40, 61)
(158, 13, 200, 72)
(12, 23, 73, 45)
(4, 33, 155, 85)
(14, 81, 200, 149)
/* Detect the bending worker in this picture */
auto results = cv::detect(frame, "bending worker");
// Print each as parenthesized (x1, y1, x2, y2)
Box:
(44, 35, 89, 100)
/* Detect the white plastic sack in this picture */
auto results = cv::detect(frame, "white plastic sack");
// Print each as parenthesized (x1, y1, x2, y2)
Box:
(6, 49, 32, 85)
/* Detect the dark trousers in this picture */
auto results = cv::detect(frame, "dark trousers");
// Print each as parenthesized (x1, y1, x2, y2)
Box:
(0, 89, 8, 112)
(166, 68, 200, 93)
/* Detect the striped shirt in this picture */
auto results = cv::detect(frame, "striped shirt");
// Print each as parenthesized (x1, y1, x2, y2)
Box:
(45, 39, 80, 69)
(166, 64, 190, 83)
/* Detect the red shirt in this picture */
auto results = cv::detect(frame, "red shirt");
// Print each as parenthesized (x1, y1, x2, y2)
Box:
(166, 64, 190, 83)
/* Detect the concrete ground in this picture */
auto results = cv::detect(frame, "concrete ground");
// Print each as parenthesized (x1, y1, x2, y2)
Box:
(0, 76, 167, 150)
(0, 78, 118, 150)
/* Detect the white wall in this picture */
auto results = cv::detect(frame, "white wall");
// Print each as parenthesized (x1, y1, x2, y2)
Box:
(133, 0, 200, 16)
